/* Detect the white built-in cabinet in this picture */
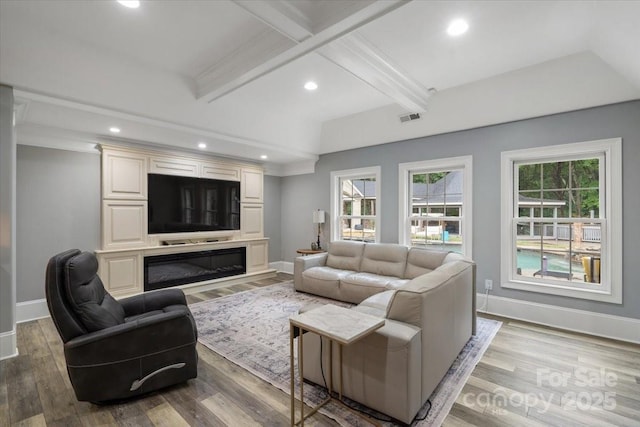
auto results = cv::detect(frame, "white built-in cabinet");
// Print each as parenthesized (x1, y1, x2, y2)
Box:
(96, 145, 271, 297)
(102, 150, 147, 199)
(241, 168, 263, 203)
(247, 240, 269, 273)
(102, 200, 147, 250)
(97, 250, 143, 298)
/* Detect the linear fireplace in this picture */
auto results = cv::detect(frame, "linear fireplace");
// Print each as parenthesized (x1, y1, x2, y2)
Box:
(144, 248, 246, 291)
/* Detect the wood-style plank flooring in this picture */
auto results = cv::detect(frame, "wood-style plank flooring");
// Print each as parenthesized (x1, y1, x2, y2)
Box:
(1, 273, 638, 426)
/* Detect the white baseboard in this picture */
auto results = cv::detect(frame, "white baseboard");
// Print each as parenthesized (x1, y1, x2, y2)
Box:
(477, 293, 640, 344)
(0, 329, 18, 360)
(271, 261, 293, 274)
(16, 298, 50, 323)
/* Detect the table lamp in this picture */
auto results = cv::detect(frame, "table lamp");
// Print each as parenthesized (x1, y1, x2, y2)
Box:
(312, 210, 325, 250)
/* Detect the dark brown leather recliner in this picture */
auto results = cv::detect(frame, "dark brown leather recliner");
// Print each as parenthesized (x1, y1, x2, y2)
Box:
(45, 249, 198, 403)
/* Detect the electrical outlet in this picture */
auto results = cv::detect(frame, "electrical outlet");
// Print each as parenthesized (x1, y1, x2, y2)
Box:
(484, 279, 493, 290)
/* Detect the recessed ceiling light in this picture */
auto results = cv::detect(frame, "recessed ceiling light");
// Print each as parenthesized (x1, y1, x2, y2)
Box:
(304, 81, 318, 91)
(198, 142, 207, 149)
(447, 19, 469, 36)
(117, 0, 140, 8)
(109, 127, 121, 133)
(260, 155, 268, 160)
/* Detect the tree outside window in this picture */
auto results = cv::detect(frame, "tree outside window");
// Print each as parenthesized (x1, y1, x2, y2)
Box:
(501, 138, 622, 303)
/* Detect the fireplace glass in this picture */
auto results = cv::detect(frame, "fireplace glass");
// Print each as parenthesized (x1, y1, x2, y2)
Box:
(144, 248, 246, 291)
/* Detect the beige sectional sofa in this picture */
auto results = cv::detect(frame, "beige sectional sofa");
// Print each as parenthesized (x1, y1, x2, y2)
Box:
(293, 241, 476, 424)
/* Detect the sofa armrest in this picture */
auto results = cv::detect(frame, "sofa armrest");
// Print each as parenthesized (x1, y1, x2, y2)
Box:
(302, 319, 422, 424)
(294, 252, 328, 288)
(434, 259, 476, 334)
(387, 260, 474, 328)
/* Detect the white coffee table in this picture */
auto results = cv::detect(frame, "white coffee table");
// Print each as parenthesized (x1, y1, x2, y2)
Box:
(289, 304, 385, 426)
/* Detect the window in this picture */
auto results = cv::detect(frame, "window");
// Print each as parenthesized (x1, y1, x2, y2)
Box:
(331, 166, 380, 242)
(501, 138, 622, 303)
(399, 156, 472, 257)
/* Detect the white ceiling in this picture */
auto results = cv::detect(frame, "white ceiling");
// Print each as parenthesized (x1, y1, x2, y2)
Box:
(1, 0, 639, 175)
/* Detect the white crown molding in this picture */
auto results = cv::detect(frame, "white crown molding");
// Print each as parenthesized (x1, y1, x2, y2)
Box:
(264, 159, 317, 177)
(17, 123, 101, 154)
(12, 89, 318, 162)
(13, 97, 30, 123)
(477, 293, 640, 344)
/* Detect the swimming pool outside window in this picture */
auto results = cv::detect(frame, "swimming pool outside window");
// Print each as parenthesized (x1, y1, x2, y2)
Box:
(399, 156, 472, 258)
(500, 139, 622, 303)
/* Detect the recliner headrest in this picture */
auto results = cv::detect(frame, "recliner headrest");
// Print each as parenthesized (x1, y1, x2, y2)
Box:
(65, 251, 125, 332)
(66, 251, 99, 287)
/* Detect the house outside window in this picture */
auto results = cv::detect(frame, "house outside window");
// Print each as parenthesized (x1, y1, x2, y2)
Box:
(331, 166, 381, 242)
(399, 156, 472, 257)
(501, 138, 622, 303)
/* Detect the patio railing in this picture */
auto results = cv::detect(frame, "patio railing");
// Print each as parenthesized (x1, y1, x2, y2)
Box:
(556, 225, 601, 242)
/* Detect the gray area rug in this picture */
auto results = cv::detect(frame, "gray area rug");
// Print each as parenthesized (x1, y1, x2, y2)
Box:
(190, 282, 501, 426)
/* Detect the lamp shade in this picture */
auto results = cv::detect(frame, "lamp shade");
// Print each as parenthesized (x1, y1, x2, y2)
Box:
(312, 210, 325, 224)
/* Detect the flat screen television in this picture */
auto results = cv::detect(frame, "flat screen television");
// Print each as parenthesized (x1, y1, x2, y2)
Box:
(148, 173, 240, 234)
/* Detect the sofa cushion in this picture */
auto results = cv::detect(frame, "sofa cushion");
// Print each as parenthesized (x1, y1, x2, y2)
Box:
(403, 247, 450, 279)
(360, 243, 408, 278)
(340, 272, 405, 303)
(302, 266, 353, 300)
(326, 241, 365, 271)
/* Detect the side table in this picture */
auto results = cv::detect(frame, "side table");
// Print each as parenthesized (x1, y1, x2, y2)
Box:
(289, 304, 384, 426)
(295, 249, 325, 256)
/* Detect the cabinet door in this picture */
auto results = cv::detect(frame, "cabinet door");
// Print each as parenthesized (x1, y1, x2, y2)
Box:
(149, 156, 199, 177)
(247, 240, 269, 273)
(103, 150, 147, 199)
(201, 162, 240, 181)
(97, 251, 143, 297)
(103, 201, 148, 249)
(241, 204, 263, 238)
(241, 168, 263, 203)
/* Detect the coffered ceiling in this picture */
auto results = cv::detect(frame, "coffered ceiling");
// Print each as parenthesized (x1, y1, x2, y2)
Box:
(1, 0, 639, 175)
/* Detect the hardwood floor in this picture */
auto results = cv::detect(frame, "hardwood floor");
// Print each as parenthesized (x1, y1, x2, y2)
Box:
(1, 274, 638, 426)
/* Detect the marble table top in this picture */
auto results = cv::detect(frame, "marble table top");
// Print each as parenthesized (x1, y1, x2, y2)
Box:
(289, 304, 385, 345)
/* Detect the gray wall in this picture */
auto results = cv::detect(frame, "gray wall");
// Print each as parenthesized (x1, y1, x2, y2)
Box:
(281, 100, 640, 319)
(16, 145, 100, 302)
(282, 173, 326, 253)
(15, 146, 283, 301)
(0, 85, 15, 336)
(263, 174, 282, 262)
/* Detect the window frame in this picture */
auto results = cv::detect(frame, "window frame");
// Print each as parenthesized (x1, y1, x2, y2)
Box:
(500, 138, 622, 303)
(330, 166, 381, 243)
(398, 155, 473, 258)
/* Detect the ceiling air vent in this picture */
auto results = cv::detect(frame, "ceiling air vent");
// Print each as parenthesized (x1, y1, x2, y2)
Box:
(399, 112, 421, 123)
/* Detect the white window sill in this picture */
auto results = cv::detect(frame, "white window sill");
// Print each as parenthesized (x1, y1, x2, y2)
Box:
(502, 278, 621, 304)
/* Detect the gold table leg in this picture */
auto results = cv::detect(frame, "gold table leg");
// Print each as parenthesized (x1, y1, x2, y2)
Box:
(290, 324, 295, 426)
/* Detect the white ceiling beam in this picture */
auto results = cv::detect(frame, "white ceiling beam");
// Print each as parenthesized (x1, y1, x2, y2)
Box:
(233, 0, 313, 42)
(197, 0, 410, 103)
(318, 33, 433, 112)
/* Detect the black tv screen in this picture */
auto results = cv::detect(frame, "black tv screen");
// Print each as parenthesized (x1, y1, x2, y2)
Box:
(148, 174, 240, 234)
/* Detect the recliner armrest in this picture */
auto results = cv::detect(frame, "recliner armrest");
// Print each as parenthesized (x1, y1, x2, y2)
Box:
(64, 309, 197, 366)
(119, 288, 187, 316)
